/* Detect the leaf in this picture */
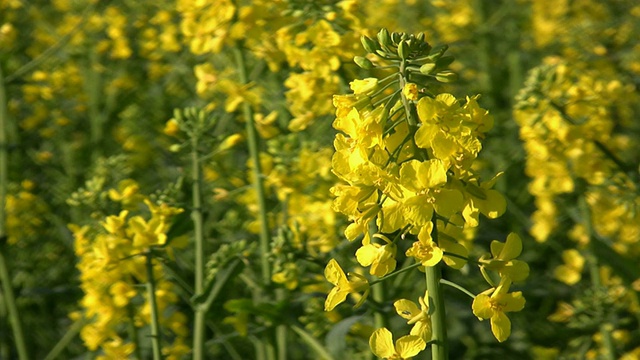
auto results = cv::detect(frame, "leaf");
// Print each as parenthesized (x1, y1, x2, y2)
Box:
(291, 325, 335, 360)
(325, 315, 365, 357)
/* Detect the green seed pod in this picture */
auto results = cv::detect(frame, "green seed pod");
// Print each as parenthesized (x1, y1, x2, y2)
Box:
(419, 63, 437, 74)
(354, 56, 374, 69)
(435, 71, 458, 83)
(361, 35, 378, 54)
(398, 40, 409, 60)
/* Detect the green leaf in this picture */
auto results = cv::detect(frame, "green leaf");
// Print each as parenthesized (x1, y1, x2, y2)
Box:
(325, 315, 365, 357)
(291, 325, 335, 360)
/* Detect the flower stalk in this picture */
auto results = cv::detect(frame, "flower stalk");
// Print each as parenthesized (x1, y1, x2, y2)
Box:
(145, 251, 163, 360)
(191, 127, 206, 360)
(426, 217, 448, 360)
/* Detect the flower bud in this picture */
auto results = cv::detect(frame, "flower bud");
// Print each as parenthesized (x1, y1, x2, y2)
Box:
(398, 40, 409, 60)
(354, 56, 374, 69)
(435, 71, 458, 83)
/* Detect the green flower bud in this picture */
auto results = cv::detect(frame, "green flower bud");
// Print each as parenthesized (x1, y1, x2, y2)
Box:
(377, 28, 391, 48)
(420, 63, 437, 74)
(354, 56, 374, 69)
(361, 35, 378, 54)
(435, 71, 458, 83)
(398, 40, 409, 60)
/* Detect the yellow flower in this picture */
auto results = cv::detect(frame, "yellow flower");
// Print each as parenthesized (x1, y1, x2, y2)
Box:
(369, 327, 426, 359)
(402, 82, 419, 101)
(481, 233, 529, 282)
(324, 259, 370, 311)
(472, 282, 526, 342)
(406, 223, 443, 267)
(553, 249, 584, 285)
(350, 78, 379, 95)
(393, 291, 432, 342)
(356, 234, 397, 277)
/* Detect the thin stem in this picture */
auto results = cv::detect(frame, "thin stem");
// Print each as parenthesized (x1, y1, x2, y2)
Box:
(369, 262, 422, 286)
(398, 60, 417, 127)
(43, 316, 88, 360)
(232, 42, 276, 360)
(426, 216, 448, 360)
(440, 279, 476, 299)
(579, 197, 615, 360)
(192, 131, 206, 360)
(146, 251, 163, 360)
(0, 65, 26, 358)
(232, 43, 271, 286)
(0, 247, 28, 360)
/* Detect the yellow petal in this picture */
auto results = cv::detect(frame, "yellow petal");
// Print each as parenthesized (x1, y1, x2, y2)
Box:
(490, 311, 511, 342)
(396, 334, 426, 358)
(369, 328, 396, 358)
(394, 299, 421, 320)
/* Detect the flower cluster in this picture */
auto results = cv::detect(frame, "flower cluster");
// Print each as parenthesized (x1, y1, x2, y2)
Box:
(325, 29, 528, 355)
(71, 180, 189, 359)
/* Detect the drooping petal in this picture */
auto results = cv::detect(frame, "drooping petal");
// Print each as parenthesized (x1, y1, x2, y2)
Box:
(472, 293, 494, 320)
(490, 311, 512, 342)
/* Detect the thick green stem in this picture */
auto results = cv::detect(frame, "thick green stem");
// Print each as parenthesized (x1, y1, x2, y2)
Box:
(579, 197, 615, 360)
(0, 66, 28, 360)
(191, 131, 206, 360)
(232, 43, 277, 360)
(426, 217, 448, 360)
(146, 252, 163, 360)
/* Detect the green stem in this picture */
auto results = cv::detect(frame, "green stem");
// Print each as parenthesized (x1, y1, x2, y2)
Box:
(369, 262, 422, 286)
(146, 251, 163, 360)
(232, 43, 270, 287)
(579, 197, 615, 360)
(232, 43, 276, 360)
(127, 305, 143, 360)
(426, 217, 448, 360)
(0, 66, 27, 359)
(43, 316, 87, 360)
(439, 279, 476, 299)
(191, 128, 206, 360)
(398, 60, 417, 127)
(0, 248, 28, 360)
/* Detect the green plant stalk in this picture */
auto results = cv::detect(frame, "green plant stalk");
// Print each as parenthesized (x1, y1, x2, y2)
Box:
(43, 316, 88, 360)
(579, 197, 615, 360)
(233, 43, 279, 360)
(0, 250, 28, 360)
(426, 217, 448, 360)
(127, 305, 143, 360)
(0, 66, 28, 360)
(145, 252, 163, 360)
(83, 52, 104, 163)
(191, 131, 206, 360)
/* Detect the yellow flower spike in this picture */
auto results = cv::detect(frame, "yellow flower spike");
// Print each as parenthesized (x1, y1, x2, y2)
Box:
(394, 291, 432, 342)
(369, 327, 426, 359)
(324, 259, 370, 311)
(472, 283, 526, 342)
(406, 223, 444, 267)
